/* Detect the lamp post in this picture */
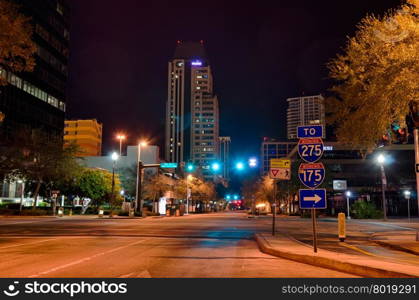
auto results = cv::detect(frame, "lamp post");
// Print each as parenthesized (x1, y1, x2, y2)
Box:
(186, 175, 193, 215)
(111, 152, 119, 209)
(18, 179, 25, 212)
(345, 191, 351, 219)
(135, 141, 148, 216)
(116, 135, 126, 156)
(377, 154, 388, 221)
(404, 190, 411, 222)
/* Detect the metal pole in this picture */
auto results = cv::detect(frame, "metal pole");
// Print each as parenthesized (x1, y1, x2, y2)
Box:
(111, 161, 116, 205)
(119, 139, 122, 156)
(19, 182, 25, 212)
(415, 128, 419, 217)
(312, 209, 318, 253)
(346, 196, 351, 219)
(380, 165, 387, 220)
(136, 162, 144, 216)
(272, 180, 277, 236)
(135, 145, 142, 212)
(186, 180, 189, 215)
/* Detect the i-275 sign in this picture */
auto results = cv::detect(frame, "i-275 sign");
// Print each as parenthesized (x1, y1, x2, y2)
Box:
(298, 138, 324, 163)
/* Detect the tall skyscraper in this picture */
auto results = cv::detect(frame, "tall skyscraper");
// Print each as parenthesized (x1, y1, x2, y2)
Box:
(287, 95, 325, 140)
(64, 119, 102, 156)
(165, 41, 220, 180)
(0, 0, 70, 139)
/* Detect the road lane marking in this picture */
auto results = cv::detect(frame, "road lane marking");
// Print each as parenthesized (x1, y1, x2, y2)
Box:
(28, 238, 152, 278)
(0, 239, 57, 250)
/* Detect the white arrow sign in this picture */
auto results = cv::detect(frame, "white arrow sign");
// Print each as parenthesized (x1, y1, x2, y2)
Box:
(304, 194, 322, 203)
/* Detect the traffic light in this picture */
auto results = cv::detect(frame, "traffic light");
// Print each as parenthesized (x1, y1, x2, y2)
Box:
(186, 163, 195, 172)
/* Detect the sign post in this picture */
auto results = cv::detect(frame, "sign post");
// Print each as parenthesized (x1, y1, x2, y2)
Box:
(297, 125, 326, 253)
(269, 159, 291, 235)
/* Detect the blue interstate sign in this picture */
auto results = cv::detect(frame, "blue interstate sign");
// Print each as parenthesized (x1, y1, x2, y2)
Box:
(297, 125, 323, 139)
(299, 189, 327, 209)
(298, 138, 324, 163)
(298, 163, 325, 188)
(160, 163, 178, 169)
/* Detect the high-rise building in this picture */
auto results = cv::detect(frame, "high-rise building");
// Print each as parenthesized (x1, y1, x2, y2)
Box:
(287, 95, 325, 140)
(64, 119, 102, 156)
(0, 0, 70, 139)
(219, 137, 231, 180)
(261, 138, 296, 175)
(165, 41, 220, 180)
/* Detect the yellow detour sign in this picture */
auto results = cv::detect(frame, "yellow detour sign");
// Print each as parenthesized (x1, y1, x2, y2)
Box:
(270, 159, 291, 169)
(269, 159, 291, 180)
(338, 213, 346, 242)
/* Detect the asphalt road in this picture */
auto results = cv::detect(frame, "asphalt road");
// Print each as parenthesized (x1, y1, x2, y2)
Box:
(0, 212, 356, 278)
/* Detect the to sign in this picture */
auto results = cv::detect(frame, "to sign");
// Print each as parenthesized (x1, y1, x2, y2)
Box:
(298, 138, 324, 163)
(298, 163, 325, 188)
(297, 125, 323, 139)
(270, 168, 291, 180)
(160, 163, 178, 169)
(299, 189, 327, 209)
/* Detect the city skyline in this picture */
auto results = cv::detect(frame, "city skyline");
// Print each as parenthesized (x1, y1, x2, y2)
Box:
(67, 0, 401, 158)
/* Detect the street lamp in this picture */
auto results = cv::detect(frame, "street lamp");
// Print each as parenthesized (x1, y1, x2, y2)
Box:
(186, 163, 195, 173)
(235, 162, 245, 171)
(404, 190, 411, 222)
(18, 179, 25, 212)
(211, 162, 221, 172)
(377, 154, 388, 221)
(111, 152, 119, 208)
(116, 134, 126, 156)
(345, 191, 351, 219)
(186, 174, 193, 215)
(249, 158, 258, 168)
(135, 141, 148, 215)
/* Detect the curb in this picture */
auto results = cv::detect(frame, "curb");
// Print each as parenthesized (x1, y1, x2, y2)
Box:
(254, 233, 417, 278)
(373, 240, 419, 256)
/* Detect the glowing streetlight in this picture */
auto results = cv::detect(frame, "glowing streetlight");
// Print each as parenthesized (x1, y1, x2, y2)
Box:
(136, 141, 148, 215)
(111, 152, 119, 207)
(376, 153, 389, 220)
(345, 191, 351, 219)
(236, 162, 245, 170)
(211, 162, 221, 172)
(116, 134, 126, 156)
(404, 190, 412, 222)
(186, 163, 195, 173)
(249, 158, 258, 168)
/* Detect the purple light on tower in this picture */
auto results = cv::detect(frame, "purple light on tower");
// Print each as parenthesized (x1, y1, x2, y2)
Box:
(191, 60, 202, 66)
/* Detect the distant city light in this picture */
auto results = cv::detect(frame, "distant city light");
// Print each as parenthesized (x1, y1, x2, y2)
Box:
(225, 194, 231, 200)
(186, 164, 195, 172)
(233, 194, 239, 200)
(191, 60, 203, 66)
(377, 154, 386, 164)
(111, 152, 119, 161)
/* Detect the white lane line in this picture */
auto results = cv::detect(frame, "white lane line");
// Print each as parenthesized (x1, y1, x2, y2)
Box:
(29, 238, 152, 278)
(0, 239, 57, 250)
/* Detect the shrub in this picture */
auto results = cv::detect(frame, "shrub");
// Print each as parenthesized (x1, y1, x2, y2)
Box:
(351, 201, 383, 219)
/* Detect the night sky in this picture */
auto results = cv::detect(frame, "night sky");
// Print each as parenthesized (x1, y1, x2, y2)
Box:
(67, 0, 401, 160)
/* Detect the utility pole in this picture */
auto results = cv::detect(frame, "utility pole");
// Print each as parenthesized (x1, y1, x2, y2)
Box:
(272, 180, 277, 236)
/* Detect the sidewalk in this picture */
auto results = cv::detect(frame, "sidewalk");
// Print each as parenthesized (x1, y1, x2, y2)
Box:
(255, 232, 419, 278)
(371, 230, 419, 256)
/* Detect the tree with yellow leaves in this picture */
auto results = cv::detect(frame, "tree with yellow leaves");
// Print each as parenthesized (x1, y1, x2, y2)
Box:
(327, 0, 419, 152)
(0, 0, 36, 86)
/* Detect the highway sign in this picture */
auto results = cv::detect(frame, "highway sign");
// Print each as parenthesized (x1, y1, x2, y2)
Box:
(299, 189, 327, 209)
(269, 168, 291, 180)
(298, 163, 325, 188)
(270, 158, 291, 169)
(160, 163, 178, 169)
(297, 125, 323, 139)
(298, 138, 324, 163)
